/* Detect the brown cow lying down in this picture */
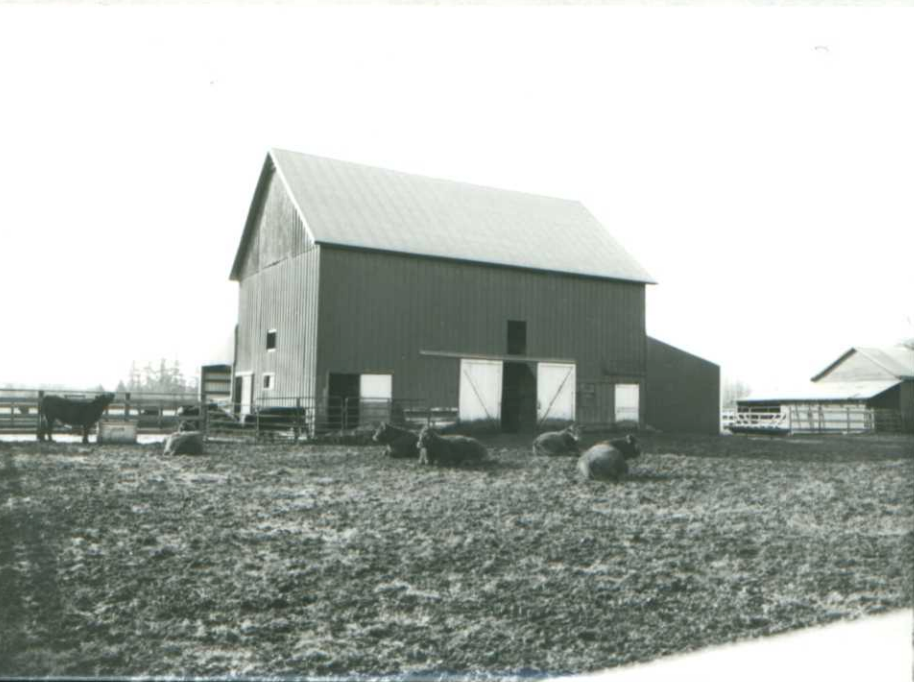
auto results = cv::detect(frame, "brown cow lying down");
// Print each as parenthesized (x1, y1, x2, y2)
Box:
(531, 425, 580, 457)
(38, 393, 115, 444)
(417, 426, 487, 466)
(372, 422, 420, 458)
(577, 435, 641, 482)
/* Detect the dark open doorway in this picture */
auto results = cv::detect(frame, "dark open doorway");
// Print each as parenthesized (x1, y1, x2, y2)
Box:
(233, 376, 242, 416)
(501, 362, 536, 432)
(507, 320, 527, 356)
(328, 373, 360, 430)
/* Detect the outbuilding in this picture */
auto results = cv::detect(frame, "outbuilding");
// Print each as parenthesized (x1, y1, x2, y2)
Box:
(229, 149, 719, 433)
(735, 345, 914, 433)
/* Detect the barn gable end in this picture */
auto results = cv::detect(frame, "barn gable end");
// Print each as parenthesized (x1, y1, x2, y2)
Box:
(813, 348, 914, 383)
(231, 159, 315, 281)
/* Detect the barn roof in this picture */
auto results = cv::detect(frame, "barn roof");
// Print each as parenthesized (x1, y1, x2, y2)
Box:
(738, 380, 902, 404)
(230, 149, 655, 284)
(811, 346, 914, 382)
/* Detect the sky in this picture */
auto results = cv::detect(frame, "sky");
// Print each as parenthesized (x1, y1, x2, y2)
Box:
(0, 4, 912, 396)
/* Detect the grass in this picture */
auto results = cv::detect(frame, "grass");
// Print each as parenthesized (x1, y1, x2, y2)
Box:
(0, 432, 911, 679)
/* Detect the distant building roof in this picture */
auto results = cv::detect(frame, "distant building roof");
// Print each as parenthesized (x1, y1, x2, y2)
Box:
(811, 345, 914, 382)
(739, 379, 902, 404)
(233, 149, 655, 284)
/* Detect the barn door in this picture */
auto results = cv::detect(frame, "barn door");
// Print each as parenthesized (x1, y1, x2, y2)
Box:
(537, 362, 576, 424)
(360, 374, 392, 425)
(614, 383, 640, 424)
(459, 359, 503, 423)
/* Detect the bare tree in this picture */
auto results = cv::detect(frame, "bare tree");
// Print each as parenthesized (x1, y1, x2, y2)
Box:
(722, 377, 752, 409)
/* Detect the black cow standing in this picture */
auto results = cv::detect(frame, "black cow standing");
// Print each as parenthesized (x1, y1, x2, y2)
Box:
(37, 393, 116, 444)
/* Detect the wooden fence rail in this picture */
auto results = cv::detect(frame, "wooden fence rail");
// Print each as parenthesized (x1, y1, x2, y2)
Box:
(730, 406, 904, 435)
(0, 389, 456, 442)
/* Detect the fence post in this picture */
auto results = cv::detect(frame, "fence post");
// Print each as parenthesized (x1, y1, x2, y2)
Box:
(295, 397, 301, 443)
(201, 389, 209, 439)
(37, 390, 44, 439)
(125, 392, 131, 421)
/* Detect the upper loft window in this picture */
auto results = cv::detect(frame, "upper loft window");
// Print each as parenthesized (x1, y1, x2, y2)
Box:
(507, 320, 527, 355)
(266, 330, 277, 351)
(263, 373, 274, 390)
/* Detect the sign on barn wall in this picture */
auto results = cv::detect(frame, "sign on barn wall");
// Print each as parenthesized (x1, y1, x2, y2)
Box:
(615, 383, 640, 424)
(537, 362, 576, 424)
(459, 359, 503, 423)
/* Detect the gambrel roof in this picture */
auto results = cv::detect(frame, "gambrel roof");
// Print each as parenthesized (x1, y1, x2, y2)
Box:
(230, 149, 655, 284)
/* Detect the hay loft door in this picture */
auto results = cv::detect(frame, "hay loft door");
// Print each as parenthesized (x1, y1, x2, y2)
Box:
(537, 362, 576, 424)
(614, 383, 640, 425)
(459, 359, 503, 424)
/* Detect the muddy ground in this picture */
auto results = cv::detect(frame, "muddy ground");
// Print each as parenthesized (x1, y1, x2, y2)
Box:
(0, 432, 911, 679)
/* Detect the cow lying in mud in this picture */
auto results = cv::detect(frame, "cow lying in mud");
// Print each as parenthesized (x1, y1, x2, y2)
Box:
(37, 393, 116, 444)
(531, 424, 580, 457)
(417, 426, 488, 466)
(577, 435, 641, 482)
(372, 422, 420, 459)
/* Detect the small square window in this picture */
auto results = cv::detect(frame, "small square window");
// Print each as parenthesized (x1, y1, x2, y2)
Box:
(266, 330, 277, 351)
(263, 374, 274, 390)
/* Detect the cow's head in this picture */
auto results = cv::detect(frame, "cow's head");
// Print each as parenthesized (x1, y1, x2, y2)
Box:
(417, 425, 436, 449)
(563, 424, 581, 442)
(611, 434, 641, 459)
(96, 393, 116, 407)
(372, 422, 389, 443)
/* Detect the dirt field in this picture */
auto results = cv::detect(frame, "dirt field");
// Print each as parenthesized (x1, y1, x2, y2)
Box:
(1, 432, 911, 679)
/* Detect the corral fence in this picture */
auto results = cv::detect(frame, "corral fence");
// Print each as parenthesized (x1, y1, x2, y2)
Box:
(730, 405, 905, 435)
(235, 396, 458, 441)
(0, 389, 206, 436)
(0, 388, 458, 442)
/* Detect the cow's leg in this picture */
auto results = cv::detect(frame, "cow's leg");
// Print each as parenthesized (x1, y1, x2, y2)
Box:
(37, 415, 44, 441)
(46, 417, 55, 442)
(82, 424, 90, 444)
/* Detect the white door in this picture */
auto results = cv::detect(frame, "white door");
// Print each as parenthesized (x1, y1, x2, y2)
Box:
(240, 374, 253, 416)
(537, 362, 576, 424)
(614, 383, 640, 424)
(459, 359, 503, 423)
(360, 374, 393, 424)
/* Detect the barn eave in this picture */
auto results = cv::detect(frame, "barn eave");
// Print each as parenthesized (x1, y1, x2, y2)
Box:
(314, 241, 657, 286)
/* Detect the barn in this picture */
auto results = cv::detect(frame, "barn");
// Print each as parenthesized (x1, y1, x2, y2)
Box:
(735, 345, 914, 434)
(229, 149, 719, 434)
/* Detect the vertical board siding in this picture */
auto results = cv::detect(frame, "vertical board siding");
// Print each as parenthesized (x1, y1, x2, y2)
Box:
(235, 163, 320, 408)
(238, 167, 313, 281)
(316, 247, 647, 408)
(645, 337, 720, 434)
(236, 247, 320, 407)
